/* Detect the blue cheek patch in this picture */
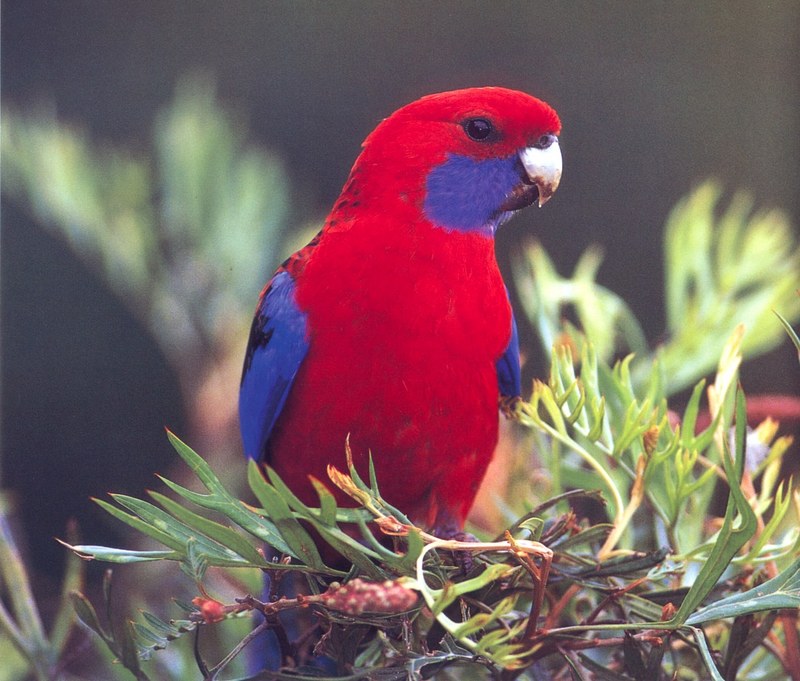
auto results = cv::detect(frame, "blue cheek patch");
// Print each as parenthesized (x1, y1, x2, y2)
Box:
(423, 153, 522, 234)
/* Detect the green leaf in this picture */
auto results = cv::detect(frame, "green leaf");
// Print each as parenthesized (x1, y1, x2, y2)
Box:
(513, 241, 647, 365)
(160, 432, 295, 555)
(683, 626, 725, 681)
(247, 461, 325, 569)
(303, 525, 385, 580)
(50, 525, 85, 656)
(157, 475, 292, 557)
(679, 379, 706, 448)
(311, 478, 339, 526)
(405, 637, 476, 679)
(149, 489, 267, 567)
(561, 548, 669, 580)
(118, 619, 144, 676)
(775, 309, 800, 361)
(452, 596, 517, 639)
(554, 523, 612, 551)
(131, 621, 168, 650)
(394, 528, 425, 574)
(110, 494, 248, 566)
(139, 611, 184, 640)
(687, 556, 800, 624)
(69, 591, 110, 643)
(742, 481, 793, 563)
(166, 430, 228, 491)
(64, 544, 180, 564)
(668, 389, 757, 625)
(92, 498, 185, 552)
(181, 537, 209, 581)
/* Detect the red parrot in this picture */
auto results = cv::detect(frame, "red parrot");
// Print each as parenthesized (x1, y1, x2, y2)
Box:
(240, 87, 561, 538)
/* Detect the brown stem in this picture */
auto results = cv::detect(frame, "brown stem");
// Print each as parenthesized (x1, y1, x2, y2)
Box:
(543, 583, 581, 631)
(780, 610, 800, 681)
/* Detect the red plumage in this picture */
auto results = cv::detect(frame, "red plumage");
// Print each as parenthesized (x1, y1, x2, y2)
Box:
(275, 222, 509, 529)
(241, 87, 561, 535)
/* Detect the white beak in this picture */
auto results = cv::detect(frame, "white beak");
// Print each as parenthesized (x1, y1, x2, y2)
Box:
(520, 139, 562, 207)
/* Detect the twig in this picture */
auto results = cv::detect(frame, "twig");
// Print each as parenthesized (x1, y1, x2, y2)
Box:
(193, 626, 210, 678)
(205, 618, 272, 680)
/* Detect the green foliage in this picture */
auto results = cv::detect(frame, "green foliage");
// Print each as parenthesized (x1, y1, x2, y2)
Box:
(514, 243, 649, 364)
(660, 182, 800, 392)
(69, 569, 215, 681)
(65, 361, 799, 679)
(0, 511, 84, 681)
(1, 74, 292, 376)
(686, 557, 800, 625)
(514, 180, 800, 396)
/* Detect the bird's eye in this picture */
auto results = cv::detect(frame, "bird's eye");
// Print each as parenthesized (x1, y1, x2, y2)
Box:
(464, 118, 494, 141)
(533, 133, 557, 149)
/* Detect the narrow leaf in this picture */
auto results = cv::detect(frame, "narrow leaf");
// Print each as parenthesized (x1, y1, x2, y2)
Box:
(669, 389, 757, 625)
(92, 499, 185, 551)
(64, 543, 180, 564)
(684, 626, 725, 681)
(111, 495, 247, 565)
(157, 475, 293, 556)
(248, 461, 325, 569)
(149, 490, 267, 566)
(687, 556, 800, 624)
(69, 591, 110, 642)
(775, 309, 800, 361)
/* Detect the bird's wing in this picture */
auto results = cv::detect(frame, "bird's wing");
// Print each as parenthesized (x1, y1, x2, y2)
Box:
(496, 297, 522, 400)
(239, 269, 309, 462)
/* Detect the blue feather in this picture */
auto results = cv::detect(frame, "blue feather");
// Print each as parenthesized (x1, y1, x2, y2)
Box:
(239, 270, 309, 461)
(496, 305, 522, 399)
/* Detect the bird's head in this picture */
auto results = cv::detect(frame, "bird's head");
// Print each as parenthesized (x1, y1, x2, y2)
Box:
(351, 87, 562, 236)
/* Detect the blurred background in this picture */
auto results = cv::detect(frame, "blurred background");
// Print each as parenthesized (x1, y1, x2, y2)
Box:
(2, 0, 799, 595)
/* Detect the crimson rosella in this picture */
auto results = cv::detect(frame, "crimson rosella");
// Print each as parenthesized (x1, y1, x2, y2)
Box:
(240, 87, 561, 541)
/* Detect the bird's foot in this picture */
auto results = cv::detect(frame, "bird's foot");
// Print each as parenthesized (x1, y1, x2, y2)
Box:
(432, 526, 477, 574)
(499, 395, 522, 418)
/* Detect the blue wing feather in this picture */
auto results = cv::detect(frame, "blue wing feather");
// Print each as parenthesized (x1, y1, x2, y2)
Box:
(239, 270, 309, 462)
(496, 303, 522, 399)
